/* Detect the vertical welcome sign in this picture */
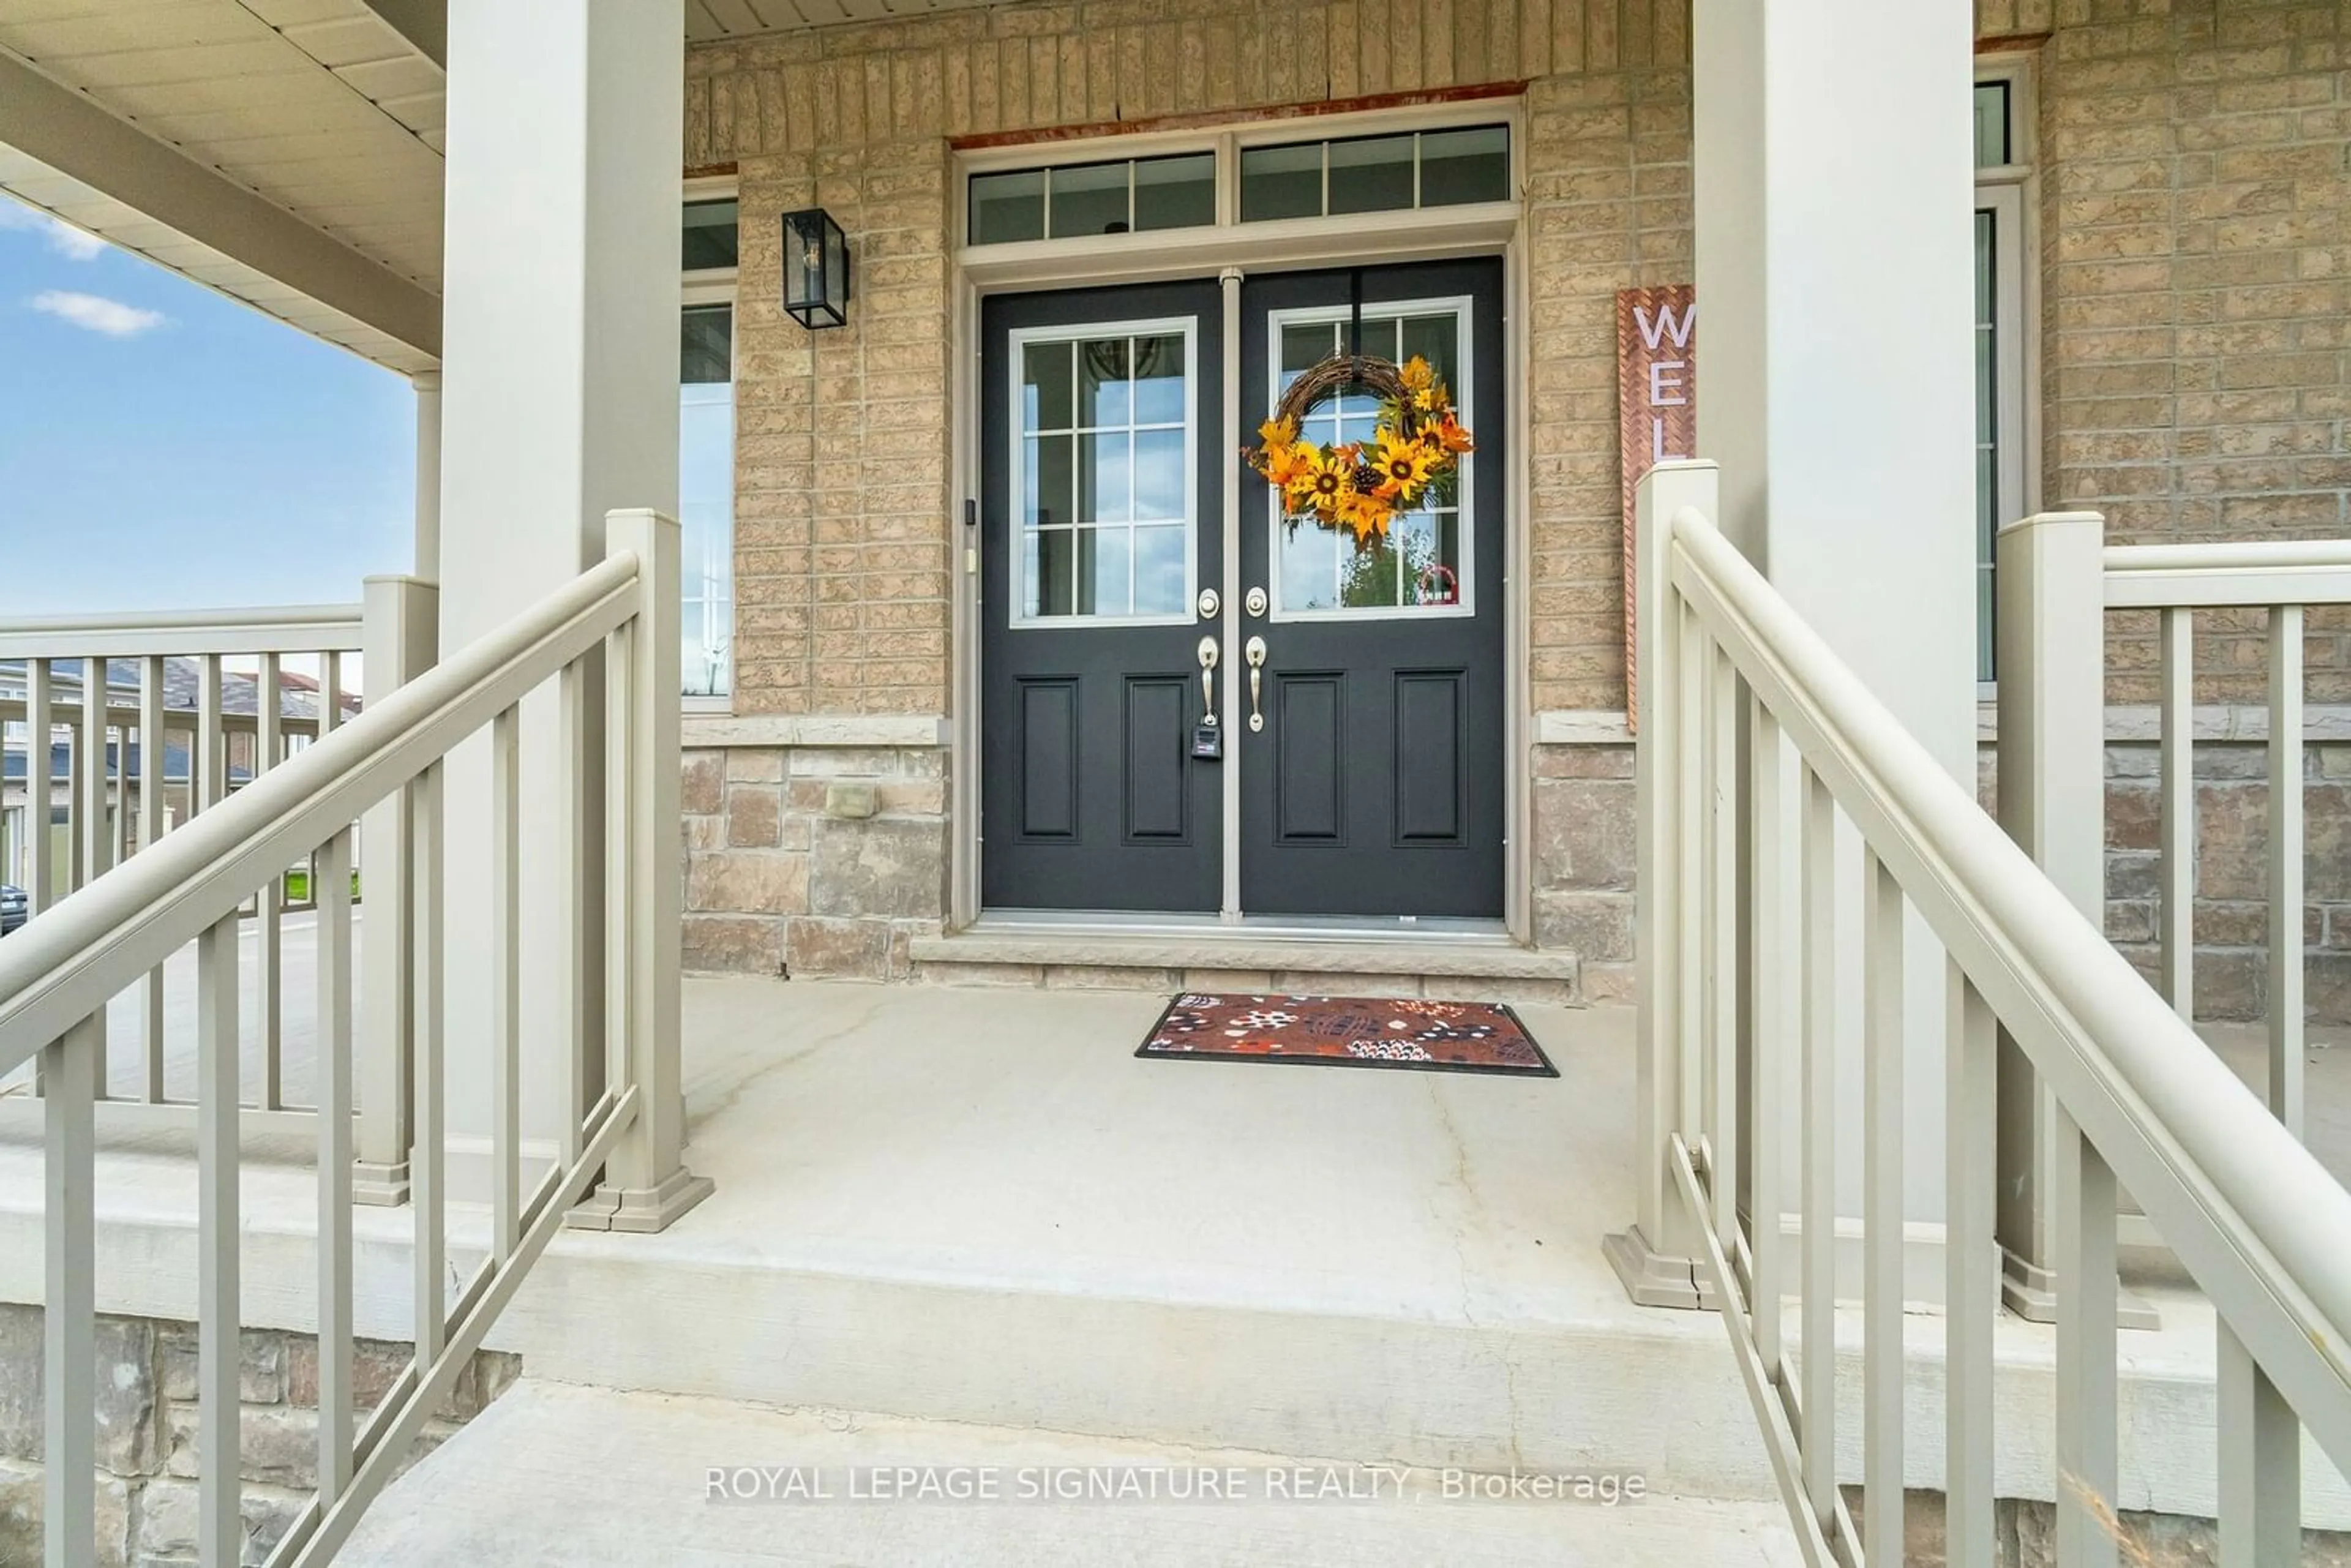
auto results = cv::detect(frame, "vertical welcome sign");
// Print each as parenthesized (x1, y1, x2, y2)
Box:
(1617, 285, 1696, 732)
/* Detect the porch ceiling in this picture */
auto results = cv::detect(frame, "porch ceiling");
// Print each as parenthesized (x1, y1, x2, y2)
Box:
(0, 0, 444, 374)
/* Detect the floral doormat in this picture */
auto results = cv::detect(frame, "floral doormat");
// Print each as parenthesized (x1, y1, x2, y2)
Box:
(1136, 994, 1557, 1077)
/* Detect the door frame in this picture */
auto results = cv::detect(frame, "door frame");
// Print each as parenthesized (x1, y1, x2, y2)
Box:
(947, 94, 1532, 940)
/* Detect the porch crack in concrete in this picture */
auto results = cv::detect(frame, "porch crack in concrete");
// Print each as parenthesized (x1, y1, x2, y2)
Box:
(685, 988, 893, 1135)
(1421, 1078, 1529, 1469)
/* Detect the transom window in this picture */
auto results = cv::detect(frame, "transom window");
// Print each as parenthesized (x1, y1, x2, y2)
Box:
(970, 154, 1216, 245)
(1010, 320, 1197, 625)
(960, 116, 1517, 249)
(1240, 126, 1509, 222)
(1268, 301, 1474, 620)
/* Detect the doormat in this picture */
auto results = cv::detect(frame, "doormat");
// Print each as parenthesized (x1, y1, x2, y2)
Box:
(1136, 994, 1557, 1077)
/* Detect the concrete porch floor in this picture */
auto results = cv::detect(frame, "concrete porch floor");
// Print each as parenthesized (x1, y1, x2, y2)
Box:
(6, 969, 2351, 1547)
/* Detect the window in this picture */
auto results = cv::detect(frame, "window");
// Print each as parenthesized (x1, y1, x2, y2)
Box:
(1974, 68, 2031, 683)
(681, 186, 738, 702)
(969, 154, 1216, 245)
(1240, 126, 1509, 222)
(1008, 320, 1197, 626)
(681, 199, 739, 270)
(1268, 302, 1475, 619)
(680, 302, 734, 699)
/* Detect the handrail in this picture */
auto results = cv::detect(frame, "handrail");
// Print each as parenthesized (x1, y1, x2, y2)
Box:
(0, 602, 364, 658)
(0, 554, 639, 1074)
(2101, 536, 2351, 608)
(1672, 511, 2351, 1425)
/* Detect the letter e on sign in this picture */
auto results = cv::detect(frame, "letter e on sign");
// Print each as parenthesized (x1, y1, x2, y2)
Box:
(1617, 285, 1697, 731)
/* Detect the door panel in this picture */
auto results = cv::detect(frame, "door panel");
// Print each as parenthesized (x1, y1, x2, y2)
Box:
(1238, 261, 1505, 918)
(981, 280, 1223, 912)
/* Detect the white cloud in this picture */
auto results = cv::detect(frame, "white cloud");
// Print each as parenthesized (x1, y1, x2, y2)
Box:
(28, 290, 166, 338)
(0, 201, 105, 260)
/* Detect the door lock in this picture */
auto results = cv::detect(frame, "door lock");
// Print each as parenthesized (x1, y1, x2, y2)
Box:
(1244, 636, 1267, 732)
(1244, 586, 1268, 618)
(1197, 587, 1221, 620)
(1193, 636, 1224, 760)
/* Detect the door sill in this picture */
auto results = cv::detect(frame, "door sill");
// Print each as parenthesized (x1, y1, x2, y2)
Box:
(969, 909, 1514, 945)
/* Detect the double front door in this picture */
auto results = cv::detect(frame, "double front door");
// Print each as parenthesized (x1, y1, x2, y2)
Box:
(979, 259, 1505, 919)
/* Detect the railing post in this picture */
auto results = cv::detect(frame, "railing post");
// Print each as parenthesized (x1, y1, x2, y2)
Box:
(1607, 458, 1720, 1308)
(1992, 511, 2151, 1329)
(354, 575, 437, 1206)
(569, 509, 712, 1233)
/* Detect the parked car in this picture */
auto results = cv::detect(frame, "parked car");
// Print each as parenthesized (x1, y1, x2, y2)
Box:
(0, 884, 24, 936)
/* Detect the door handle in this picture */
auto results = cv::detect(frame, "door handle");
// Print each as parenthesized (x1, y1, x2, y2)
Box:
(1245, 636, 1267, 732)
(1198, 636, 1220, 722)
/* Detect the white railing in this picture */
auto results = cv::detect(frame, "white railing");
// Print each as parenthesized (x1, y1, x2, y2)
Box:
(0, 605, 362, 1135)
(1, 511, 708, 1566)
(1627, 462, 2351, 1565)
(2001, 523, 2351, 1132)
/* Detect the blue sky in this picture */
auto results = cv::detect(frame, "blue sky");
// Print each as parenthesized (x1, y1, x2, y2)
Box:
(0, 198, 414, 615)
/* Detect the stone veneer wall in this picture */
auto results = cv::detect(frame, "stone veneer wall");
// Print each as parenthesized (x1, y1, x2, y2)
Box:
(681, 743, 949, 978)
(2033, 0, 2351, 704)
(1975, 731, 2351, 1023)
(0, 1304, 516, 1567)
(1529, 739, 1637, 1001)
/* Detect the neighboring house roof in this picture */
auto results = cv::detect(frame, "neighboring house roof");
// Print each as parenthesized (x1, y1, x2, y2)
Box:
(0, 657, 361, 722)
(1, 738, 246, 788)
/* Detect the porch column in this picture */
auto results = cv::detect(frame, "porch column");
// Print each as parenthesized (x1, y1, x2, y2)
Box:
(435, 1, 707, 1228)
(411, 369, 440, 583)
(1613, 0, 1979, 1304)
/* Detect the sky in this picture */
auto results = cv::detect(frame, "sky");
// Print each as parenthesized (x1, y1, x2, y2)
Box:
(0, 197, 415, 615)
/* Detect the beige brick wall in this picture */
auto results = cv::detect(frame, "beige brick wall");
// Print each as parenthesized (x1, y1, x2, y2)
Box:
(689, 0, 1699, 718)
(2034, 1, 2351, 703)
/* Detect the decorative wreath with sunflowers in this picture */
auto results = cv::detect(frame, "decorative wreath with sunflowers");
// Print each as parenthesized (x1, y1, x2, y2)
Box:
(1245, 353, 1474, 544)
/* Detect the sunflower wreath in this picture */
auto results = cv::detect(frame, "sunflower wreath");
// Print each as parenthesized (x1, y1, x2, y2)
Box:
(1244, 353, 1475, 545)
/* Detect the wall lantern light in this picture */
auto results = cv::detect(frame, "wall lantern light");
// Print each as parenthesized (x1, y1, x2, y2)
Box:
(782, 208, 850, 330)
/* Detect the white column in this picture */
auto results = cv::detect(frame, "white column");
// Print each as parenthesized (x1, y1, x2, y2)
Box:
(411, 369, 441, 583)
(437, 1, 699, 1222)
(1693, 0, 1978, 1288)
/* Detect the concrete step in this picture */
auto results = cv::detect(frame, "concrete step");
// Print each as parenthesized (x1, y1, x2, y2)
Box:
(906, 926, 1584, 1005)
(484, 981, 1784, 1501)
(339, 1379, 1805, 1566)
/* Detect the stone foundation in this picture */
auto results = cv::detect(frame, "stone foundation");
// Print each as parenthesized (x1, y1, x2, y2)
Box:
(1851, 1486, 2351, 1567)
(1529, 738, 1639, 1004)
(0, 1303, 516, 1567)
(680, 743, 948, 981)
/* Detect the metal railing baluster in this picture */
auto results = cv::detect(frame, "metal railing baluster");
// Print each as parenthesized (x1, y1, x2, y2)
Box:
(492, 703, 522, 1261)
(1799, 765, 1836, 1539)
(2267, 604, 2303, 1138)
(43, 1013, 99, 1566)
(1862, 851, 1904, 1567)
(196, 911, 241, 1567)
(2159, 607, 2194, 1021)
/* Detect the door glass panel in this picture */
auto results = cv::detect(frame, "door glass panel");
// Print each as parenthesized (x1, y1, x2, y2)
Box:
(1014, 321, 1195, 625)
(1268, 305, 1471, 620)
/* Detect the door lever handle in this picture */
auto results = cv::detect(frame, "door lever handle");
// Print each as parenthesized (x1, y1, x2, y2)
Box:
(1244, 636, 1267, 732)
(1198, 636, 1220, 723)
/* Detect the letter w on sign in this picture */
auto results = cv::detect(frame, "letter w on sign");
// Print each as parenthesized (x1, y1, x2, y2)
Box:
(1618, 285, 1697, 733)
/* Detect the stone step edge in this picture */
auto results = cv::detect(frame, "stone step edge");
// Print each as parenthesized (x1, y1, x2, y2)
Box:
(907, 932, 1575, 983)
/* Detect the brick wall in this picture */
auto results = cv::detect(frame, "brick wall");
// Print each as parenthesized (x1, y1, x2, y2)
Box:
(2034, 0, 2351, 704)
(688, 0, 1700, 720)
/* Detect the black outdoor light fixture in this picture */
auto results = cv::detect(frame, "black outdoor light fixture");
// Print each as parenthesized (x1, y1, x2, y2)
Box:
(781, 208, 850, 329)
